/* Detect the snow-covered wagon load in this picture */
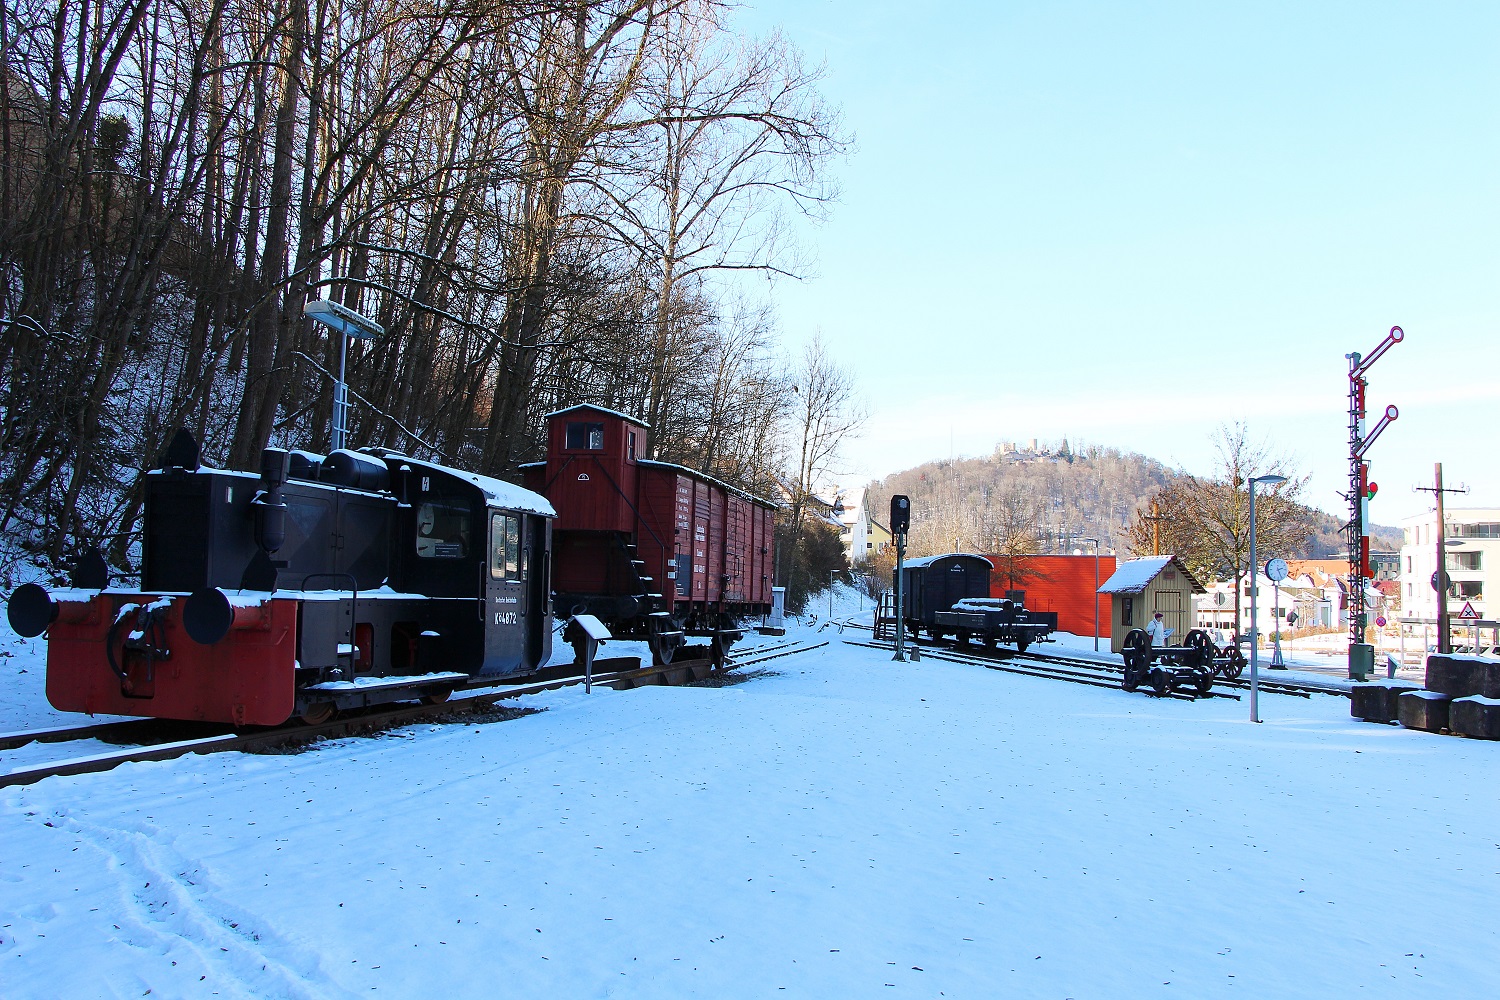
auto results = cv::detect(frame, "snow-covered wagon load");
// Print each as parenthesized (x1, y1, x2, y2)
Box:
(7, 430, 556, 727)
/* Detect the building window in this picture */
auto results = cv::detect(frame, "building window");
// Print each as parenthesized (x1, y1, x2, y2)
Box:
(1446, 551, 1482, 571)
(566, 421, 604, 450)
(1121, 597, 1134, 626)
(1451, 581, 1483, 600)
(1406, 555, 1412, 573)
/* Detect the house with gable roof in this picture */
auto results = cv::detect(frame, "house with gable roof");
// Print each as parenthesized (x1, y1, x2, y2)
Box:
(1097, 555, 1207, 653)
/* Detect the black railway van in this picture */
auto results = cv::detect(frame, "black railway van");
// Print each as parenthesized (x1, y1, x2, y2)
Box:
(899, 553, 993, 623)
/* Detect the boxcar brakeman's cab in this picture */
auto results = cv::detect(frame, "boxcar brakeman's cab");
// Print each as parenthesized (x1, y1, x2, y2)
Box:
(7, 431, 554, 726)
(522, 405, 777, 664)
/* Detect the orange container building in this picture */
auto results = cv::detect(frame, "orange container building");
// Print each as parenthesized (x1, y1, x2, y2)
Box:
(983, 553, 1118, 638)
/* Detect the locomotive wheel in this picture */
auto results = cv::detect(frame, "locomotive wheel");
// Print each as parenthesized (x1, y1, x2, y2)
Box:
(1222, 646, 1246, 680)
(1194, 671, 1214, 696)
(1149, 667, 1174, 696)
(1121, 663, 1142, 692)
(1183, 629, 1214, 670)
(1016, 638, 1030, 655)
(299, 702, 336, 726)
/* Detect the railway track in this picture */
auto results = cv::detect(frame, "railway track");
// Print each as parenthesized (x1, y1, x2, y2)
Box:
(845, 638, 1218, 702)
(1, 641, 827, 789)
(858, 635, 1346, 701)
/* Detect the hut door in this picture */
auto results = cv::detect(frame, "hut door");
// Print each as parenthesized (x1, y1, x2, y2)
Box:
(1155, 590, 1185, 643)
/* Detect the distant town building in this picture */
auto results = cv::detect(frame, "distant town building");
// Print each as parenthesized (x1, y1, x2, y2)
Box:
(837, 489, 891, 561)
(1399, 506, 1498, 621)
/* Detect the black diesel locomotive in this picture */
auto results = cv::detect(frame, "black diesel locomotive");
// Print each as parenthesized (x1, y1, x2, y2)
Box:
(8, 431, 554, 726)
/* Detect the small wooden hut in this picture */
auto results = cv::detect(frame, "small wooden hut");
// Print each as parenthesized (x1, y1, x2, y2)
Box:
(1098, 556, 1207, 653)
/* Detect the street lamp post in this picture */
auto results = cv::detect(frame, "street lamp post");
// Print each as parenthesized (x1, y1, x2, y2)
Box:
(1081, 537, 1100, 651)
(304, 299, 384, 451)
(1248, 474, 1287, 723)
(830, 569, 838, 619)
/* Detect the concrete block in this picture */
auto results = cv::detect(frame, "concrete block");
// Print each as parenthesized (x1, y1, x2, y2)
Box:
(1449, 696, 1500, 740)
(1425, 655, 1479, 698)
(756, 626, 787, 636)
(1398, 690, 1452, 732)
(1350, 681, 1419, 723)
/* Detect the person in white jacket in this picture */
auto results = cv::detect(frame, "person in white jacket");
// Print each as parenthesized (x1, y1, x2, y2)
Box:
(1146, 611, 1172, 647)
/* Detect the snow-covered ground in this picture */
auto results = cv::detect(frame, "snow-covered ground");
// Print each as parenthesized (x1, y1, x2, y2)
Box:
(3, 590, 1498, 998)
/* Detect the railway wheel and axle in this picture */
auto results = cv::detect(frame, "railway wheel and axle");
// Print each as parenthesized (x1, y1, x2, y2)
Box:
(1120, 628, 1151, 691)
(298, 702, 337, 726)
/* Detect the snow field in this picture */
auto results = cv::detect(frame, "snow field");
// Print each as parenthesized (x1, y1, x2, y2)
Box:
(2, 625, 1498, 998)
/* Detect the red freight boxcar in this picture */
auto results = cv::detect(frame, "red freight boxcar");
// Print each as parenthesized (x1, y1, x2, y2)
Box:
(522, 405, 777, 663)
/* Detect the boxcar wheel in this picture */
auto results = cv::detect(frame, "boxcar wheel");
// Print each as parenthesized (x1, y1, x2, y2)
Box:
(421, 688, 453, 706)
(1016, 638, 1030, 655)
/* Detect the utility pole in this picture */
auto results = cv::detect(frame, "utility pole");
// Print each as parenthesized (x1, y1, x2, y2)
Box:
(1415, 463, 1469, 654)
(1141, 502, 1167, 556)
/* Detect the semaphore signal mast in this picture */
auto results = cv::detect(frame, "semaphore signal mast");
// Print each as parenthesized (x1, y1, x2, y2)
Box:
(1344, 326, 1402, 673)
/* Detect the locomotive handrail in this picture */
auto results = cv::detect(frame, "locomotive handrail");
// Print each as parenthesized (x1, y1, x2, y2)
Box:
(300, 572, 360, 664)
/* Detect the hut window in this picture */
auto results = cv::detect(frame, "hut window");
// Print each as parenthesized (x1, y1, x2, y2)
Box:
(566, 421, 605, 450)
(628, 431, 637, 459)
(1121, 597, 1134, 626)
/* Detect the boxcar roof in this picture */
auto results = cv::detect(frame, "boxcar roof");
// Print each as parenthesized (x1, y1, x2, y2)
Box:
(903, 553, 995, 569)
(636, 459, 780, 509)
(544, 403, 649, 428)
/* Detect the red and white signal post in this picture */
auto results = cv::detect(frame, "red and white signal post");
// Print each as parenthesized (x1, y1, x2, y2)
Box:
(1345, 326, 1402, 676)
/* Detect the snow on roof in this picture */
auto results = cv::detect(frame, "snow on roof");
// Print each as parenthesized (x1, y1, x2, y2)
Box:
(544, 403, 648, 428)
(903, 553, 995, 569)
(459, 469, 555, 516)
(636, 459, 779, 509)
(402, 458, 555, 516)
(1098, 555, 1206, 594)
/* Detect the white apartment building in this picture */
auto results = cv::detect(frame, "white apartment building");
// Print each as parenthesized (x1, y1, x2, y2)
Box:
(1399, 506, 1498, 621)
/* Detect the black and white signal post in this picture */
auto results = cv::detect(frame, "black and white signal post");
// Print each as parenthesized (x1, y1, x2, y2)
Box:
(891, 495, 910, 662)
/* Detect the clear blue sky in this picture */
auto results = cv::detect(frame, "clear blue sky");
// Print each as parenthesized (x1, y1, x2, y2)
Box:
(730, 0, 1499, 521)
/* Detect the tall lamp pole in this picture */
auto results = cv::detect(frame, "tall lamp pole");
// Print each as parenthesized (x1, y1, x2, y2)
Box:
(1081, 537, 1100, 651)
(1248, 474, 1287, 723)
(304, 299, 384, 451)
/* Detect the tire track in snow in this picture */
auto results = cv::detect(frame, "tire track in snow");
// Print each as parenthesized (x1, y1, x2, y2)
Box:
(51, 806, 354, 999)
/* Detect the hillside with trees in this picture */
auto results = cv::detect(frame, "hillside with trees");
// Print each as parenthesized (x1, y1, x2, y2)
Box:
(858, 428, 1403, 599)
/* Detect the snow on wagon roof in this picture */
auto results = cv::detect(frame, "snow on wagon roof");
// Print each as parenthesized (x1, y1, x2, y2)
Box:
(1098, 555, 1205, 594)
(403, 458, 555, 517)
(903, 553, 995, 569)
(544, 403, 649, 428)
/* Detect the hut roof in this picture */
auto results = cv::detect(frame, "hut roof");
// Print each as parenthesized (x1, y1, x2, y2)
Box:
(1098, 555, 1206, 595)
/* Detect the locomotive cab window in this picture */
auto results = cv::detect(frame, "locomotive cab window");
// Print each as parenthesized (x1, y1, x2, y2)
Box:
(565, 421, 605, 450)
(491, 513, 521, 580)
(416, 502, 470, 558)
